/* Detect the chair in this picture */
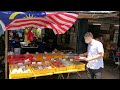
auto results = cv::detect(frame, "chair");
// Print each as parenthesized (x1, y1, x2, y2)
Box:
(111, 51, 120, 70)
(111, 51, 119, 62)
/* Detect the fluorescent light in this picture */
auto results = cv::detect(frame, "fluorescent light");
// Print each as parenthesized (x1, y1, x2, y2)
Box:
(93, 23, 101, 25)
(79, 11, 116, 13)
(88, 11, 115, 13)
(114, 25, 119, 26)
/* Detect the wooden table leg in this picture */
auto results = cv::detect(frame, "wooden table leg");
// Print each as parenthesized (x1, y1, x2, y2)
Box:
(58, 74, 61, 79)
(76, 72, 82, 78)
(34, 77, 37, 79)
(58, 74, 65, 79)
(61, 74, 64, 79)
(66, 73, 70, 79)
(66, 72, 82, 79)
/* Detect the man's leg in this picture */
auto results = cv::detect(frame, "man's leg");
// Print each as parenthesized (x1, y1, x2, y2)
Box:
(86, 68, 94, 79)
(93, 68, 103, 79)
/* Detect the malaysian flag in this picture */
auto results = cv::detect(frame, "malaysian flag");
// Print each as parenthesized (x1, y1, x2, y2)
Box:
(6, 12, 78, 34)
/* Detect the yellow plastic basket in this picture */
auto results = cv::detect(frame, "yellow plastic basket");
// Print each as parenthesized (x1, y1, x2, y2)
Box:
(66, 65, 76, 70)
(55, 66, 67, 72)
(9, 65, 34, 79)
(32, 68, 49, 75)
(75, 63, 85, 71)
(53, 55, 66, 59)
(31, 63, 55, 75)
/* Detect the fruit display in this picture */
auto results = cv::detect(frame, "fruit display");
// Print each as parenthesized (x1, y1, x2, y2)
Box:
(31, 61, 55, 75)
(24, 59, 31, 65)
(11, 66, 31, 74)
(8, 54, 34, 64)
(31, 61, 52, 70)
(9, 53, 86, 79)
(44, 51, 48, 54)
(44, 61, 52, 69)
(74, 56, 86, 61)
(60, 58, 76, 70)
(60, 59, 73, 66)
(10, 63, 31, 74)
(70, 61, 85, 70)
(64, 55, 86, 62)
(71, 61, 83, 65)
(51, 58, 65, 67)
(31, 62, 44, 70)
(65, 56, 85, 65)
(50, 58, 67, 72)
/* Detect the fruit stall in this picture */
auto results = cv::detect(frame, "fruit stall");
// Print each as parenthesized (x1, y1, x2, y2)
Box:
(8, 52, 85, 79)
(0, 11, 86, 79)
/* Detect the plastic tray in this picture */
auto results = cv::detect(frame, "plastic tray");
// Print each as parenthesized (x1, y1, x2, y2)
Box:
(75, 63, 85, 71)
(9, 65, 34, 79)
(8, 54, 33, 64)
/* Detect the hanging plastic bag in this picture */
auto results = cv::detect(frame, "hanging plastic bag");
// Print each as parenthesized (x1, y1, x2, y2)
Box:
(27, 29, 34, 42)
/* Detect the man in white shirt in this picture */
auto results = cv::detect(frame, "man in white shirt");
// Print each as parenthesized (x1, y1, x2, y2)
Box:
(80, 32, 104, 79)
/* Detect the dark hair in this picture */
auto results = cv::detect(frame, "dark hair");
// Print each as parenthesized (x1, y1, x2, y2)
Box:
(84, 32, 93, 38)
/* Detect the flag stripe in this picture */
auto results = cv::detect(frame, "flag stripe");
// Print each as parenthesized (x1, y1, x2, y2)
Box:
(6, 12, 78, 34)
(46, 25, 57, 34)
(6, 24, 46, 30)
(55, 14, 75, 24)
(13, 18, 52, 25)
(6, 23, 46, 30)
(58, 14, 77, 22)
(48, 24, 60, 34)
(11, 21, 50, 26)
(62, 13, 78, 19)
(50, 15, 73, 25)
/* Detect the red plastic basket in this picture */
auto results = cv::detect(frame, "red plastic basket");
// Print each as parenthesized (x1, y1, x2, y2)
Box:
(24, 54, 34, 59)
(8, 54, 34, 64)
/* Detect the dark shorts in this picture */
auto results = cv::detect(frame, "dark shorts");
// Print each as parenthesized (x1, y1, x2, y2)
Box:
(86, 67, 103, 79)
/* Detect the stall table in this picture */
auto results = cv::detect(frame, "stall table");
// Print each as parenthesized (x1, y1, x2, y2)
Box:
(8, 53, 86, 79)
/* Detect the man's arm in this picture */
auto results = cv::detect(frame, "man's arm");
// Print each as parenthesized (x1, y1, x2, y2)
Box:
(79, 52, 88, 57)
(85, 42, 104, 61)
(85, 52, 104, 61)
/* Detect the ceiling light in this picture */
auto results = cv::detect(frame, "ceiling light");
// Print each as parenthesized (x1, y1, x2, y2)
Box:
(93, 23, 101, 25)
(114, 25, 119, 26)
(78, 11, 116, 14)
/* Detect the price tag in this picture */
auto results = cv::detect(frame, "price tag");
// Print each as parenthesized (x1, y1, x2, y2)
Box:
(32, 62, 36, 64)
(52, 51, 55, 54)
(33, 57, 36, 61)
(70, 59, 73, 62)
(18, 63, 23, 66)
(26, 52, 29, 54)
(65, 56, 68, 58)
(43, 56, 46, 60)
(36, 52, 39, 54)
(37, 62, 42, 65)
(51, 58, 54, 61)
(44, 52, 47, 54)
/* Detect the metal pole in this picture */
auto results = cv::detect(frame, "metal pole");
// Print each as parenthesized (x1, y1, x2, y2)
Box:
(5, 30, 8, 79)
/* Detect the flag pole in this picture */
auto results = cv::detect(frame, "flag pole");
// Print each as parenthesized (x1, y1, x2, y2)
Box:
(0, 20, 8, 79)
(5, 30, 8, 79)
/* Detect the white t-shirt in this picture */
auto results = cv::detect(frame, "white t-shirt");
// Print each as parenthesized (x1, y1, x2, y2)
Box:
(86, 39, 104, 69)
